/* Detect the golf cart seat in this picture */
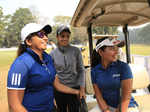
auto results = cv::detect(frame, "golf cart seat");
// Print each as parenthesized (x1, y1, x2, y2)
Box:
(130, 64, 150, 112)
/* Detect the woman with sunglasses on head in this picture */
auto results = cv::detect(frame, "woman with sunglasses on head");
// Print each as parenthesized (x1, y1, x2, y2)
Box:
(7, 23, 80, 112)
(89, 37, 139, 112)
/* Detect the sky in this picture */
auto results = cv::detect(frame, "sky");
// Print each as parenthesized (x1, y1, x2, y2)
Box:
(0, 0, 80, 22)
(0, 0, 146, 29)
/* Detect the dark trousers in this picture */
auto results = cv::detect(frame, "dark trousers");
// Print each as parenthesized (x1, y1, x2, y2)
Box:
(54, 87, 80, 112)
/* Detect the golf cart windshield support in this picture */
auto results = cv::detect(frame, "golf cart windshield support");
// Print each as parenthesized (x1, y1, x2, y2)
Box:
(87, 9, 105, 65)
(123, 24, 131, 64)
(148, 0, 150, 6)
(87, 23, 93, 65)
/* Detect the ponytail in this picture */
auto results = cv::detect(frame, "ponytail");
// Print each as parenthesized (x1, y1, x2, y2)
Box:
(16, 44, 27, 57)
(91, 37, 109, 68)
(91, 49, 101, 68)
(16, 34, 33, 58)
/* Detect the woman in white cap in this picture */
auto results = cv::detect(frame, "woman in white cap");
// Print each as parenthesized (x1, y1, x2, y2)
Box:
(90, 37, 139, 112)
(7, 23, 79, 112)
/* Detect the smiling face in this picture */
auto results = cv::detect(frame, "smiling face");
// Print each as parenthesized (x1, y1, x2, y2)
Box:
(57, 31, 70, 47)
(26, 31, 48, 53)
(99, 46, 119, 63)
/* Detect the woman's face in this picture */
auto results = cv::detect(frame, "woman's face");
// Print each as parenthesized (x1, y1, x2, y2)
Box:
(57, 31, 70, 47)
(26, 31, 48, 52)
(99, 46, 119, 63)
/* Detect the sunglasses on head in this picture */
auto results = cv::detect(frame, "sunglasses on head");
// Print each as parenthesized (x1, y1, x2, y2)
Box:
(36, 31, 47, 38)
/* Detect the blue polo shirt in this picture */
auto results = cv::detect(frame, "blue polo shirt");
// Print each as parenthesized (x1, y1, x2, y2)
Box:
(7, 48, 56, 112)
(91, 60, 138, 108)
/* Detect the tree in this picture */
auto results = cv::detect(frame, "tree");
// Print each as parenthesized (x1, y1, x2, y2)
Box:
(0, 7, 5, 47)
(92, 26, 118, 35)
(137, 24, 150, 44)
(4, 8, 36, 47)
(53, 16, 71, 25)
(49, 16, 72, 43)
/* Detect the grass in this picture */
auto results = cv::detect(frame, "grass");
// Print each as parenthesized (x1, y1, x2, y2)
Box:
(0, 50, 17, 69)
(0, 48, 51, 69)
(123, 44, 150, 56)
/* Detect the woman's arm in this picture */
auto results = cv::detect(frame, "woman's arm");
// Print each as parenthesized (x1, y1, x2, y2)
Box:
(76, 48, 86, 99)
(53, 75, 79, 95)
(93, 84, 110, 112)
(119, 79, 133, 112)
(7, 89, 27, 112)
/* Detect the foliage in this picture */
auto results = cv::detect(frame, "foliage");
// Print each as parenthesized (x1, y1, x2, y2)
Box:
(4, 8, 36, 47)
(137, 24, 150, 44)
(1, 5, 150, 47)
(119, 23, 150, 45)
(0, 6, 9, 47)
(0, 7, 36, 48)
(53, 16, 71, 25)
(92, 26, 118, 35)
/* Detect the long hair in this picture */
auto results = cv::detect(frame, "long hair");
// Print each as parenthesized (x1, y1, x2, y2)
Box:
(91, 37, 109, 68)
(16, 34, 33, 57)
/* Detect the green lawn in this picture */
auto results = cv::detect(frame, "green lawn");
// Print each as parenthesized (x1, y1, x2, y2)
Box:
(0, 44, 150, 69)
(0, 48, 51, 69)
(122, 44, 150, 56)
(130, 44, 150, 56)
(0, 50, 17, 69)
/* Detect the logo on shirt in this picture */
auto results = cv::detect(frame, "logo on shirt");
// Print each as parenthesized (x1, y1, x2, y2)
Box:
(112, 74, 120, 78)
(11, 73, 21, 86)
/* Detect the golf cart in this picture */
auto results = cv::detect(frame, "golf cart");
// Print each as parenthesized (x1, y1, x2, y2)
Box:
(71, 0, 150, 111)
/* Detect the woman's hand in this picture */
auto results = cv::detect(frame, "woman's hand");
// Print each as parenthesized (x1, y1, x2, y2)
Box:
(115, 108, 120, 112)
(75, 89, 80, 96)
(105, 110, 111, 112)
(79, 87, 86, 99)
(54, 75, 81, 95)
(103, 108, 111, 112)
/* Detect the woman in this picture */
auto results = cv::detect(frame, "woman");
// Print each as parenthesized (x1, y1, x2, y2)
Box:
(7, 23, 79, 112)
(50, 25, 86, 112)
(90, 37, 139, 112)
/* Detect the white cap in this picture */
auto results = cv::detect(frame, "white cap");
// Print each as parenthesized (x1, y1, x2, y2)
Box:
(21, 23, 52, 43)
(95, 38, 125, 52)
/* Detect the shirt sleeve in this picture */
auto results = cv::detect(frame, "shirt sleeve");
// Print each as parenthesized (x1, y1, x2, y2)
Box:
(120, 63, 133, 80)
(76, 48, 85, 87)
(91, 68, 96, 84)
(7, 59, 29, 90)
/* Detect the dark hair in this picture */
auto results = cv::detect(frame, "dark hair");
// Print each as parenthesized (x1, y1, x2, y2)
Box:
(17, 44, 27, 57)
(16, 34, 34, 57)
(91, 37, 109, 68)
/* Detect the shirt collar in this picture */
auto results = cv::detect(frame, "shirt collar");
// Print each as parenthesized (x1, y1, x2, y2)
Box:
(57, 44, 70, 53)
(95, 60, 118, 70)
(26, 48, 49, 64)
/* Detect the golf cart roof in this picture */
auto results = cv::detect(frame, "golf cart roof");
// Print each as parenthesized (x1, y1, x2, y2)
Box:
(71, 0, 150, 27)
(93, 34, 119, 39)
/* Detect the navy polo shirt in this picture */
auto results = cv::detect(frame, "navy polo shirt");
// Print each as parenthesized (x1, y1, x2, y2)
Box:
(7, 48, 56, 112)
(91, 60, 138, 108)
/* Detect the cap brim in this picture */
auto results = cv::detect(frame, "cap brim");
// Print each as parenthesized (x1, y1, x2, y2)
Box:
(117, 41, 125, 47)
(57, 25, 71, 35)
(42, 25, 52, 34)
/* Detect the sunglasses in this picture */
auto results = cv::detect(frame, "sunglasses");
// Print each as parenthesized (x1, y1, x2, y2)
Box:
(36, 32, 47, 38)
